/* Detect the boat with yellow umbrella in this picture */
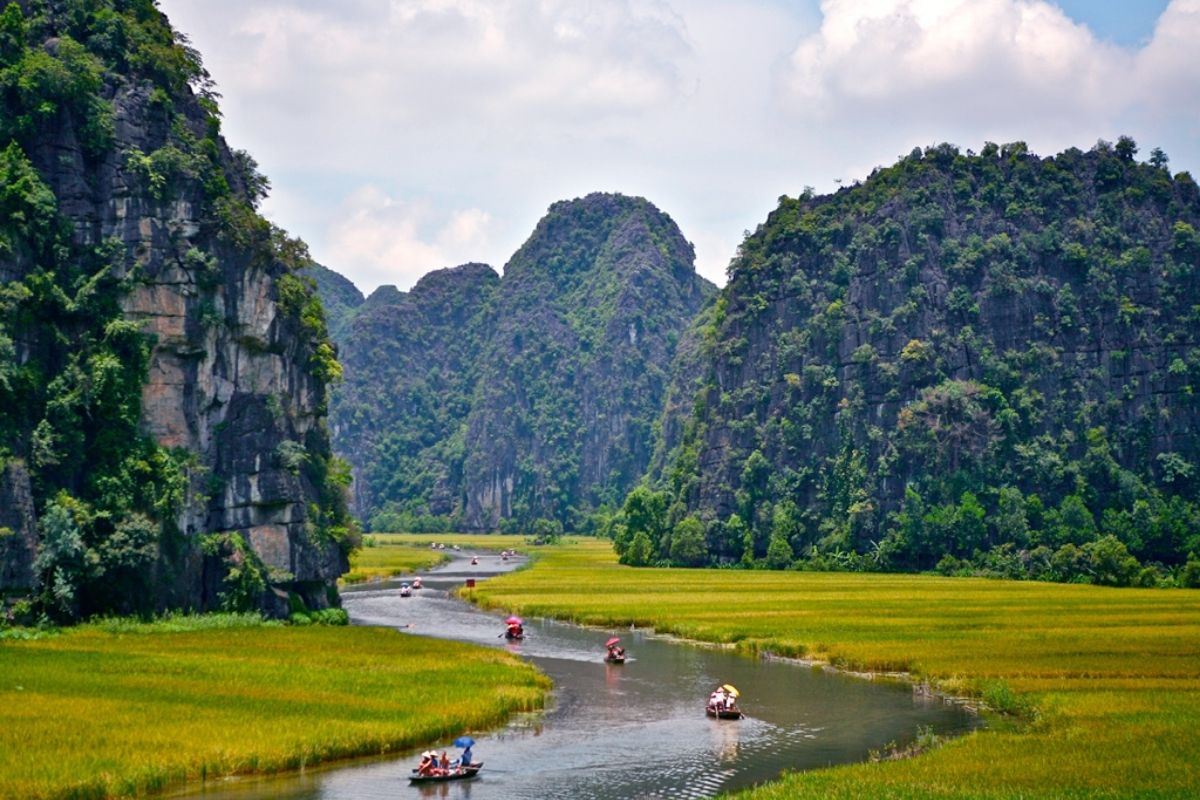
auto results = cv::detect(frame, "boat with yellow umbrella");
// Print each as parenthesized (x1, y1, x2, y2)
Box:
(706, 683, 744, 719)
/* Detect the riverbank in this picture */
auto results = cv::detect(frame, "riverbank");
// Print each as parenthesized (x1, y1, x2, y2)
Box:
(0, 614, 549, 799)
(467, 539, 1200, 798)
(341, 537, 451, 584)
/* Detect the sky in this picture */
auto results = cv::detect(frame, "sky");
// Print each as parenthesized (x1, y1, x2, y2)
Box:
(156, 0, 1198, 295)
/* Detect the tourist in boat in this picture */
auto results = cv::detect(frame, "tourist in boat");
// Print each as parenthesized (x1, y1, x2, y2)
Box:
(440, 750, 451, 775)
(417, 752, 435, 776)
(606, 643, 625, 660)
(460, 742, 474, 767)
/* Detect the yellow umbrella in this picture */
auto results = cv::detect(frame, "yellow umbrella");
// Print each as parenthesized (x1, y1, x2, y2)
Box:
(721, 684, 740, 697)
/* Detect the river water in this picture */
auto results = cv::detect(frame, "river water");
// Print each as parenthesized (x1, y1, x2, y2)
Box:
(180, 553, 980, 799)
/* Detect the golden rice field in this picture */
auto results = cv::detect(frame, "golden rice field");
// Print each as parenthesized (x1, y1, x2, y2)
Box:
(341, 538, 450, 584)
(366, 532, 542, 550)
(0, 615, 549, 800)
(468, 539, 1200, 799)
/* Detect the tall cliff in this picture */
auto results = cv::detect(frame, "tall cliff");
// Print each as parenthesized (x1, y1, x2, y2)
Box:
(331, 264, 498, 522)
(0, 0, 352, 618)
(322, 193, 715, 531)
(644, 141, 1200, 571)
(460, 193, 715, 530)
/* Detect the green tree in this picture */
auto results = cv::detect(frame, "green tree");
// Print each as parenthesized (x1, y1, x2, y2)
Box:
(765, 529, 794, 569)
(669, 515, 707, 566)
(624, 530, 653, 567)
(1083, 535, 1139, 587)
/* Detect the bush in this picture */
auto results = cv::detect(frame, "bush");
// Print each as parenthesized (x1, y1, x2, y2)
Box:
(1181, 554, 1200, 589)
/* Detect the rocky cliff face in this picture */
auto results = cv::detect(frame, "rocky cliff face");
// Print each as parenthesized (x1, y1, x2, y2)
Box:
(0, 463, 38, 594)
(652, 141, 1200, 566)
(330, 264, 498, 520)
(0, 1, 350, 616)
(460, 193, 715, 529)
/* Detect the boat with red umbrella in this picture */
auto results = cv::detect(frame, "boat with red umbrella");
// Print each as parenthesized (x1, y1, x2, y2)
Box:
(503, 616, 524, 640)
(604, 636, 626, 664)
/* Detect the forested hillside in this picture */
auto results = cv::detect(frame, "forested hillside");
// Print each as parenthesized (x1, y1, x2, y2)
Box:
(331, 263, 498, 526)
(0, 0, 353, 620)
(323, 194, 715, 532)
(618, 140, 1200, 585)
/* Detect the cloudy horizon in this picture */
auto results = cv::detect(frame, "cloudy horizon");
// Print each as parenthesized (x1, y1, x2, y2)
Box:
(157, 0, 1199, 295)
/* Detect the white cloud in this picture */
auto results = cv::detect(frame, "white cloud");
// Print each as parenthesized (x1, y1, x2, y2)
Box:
(158, 0, 1200, 296)
(326, 187, 494, 291)
(776, 0, 1199, 140)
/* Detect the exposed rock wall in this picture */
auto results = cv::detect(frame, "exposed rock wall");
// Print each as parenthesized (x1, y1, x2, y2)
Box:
(2, 3, 347, 612)
(0, 463, 38, 594)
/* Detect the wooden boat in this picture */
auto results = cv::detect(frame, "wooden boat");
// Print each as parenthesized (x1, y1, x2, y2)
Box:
(504, 631, 524, 640)
(706, 705, 743, 720)
(605, 655, 625, 664)
(408, 762, 483, 783)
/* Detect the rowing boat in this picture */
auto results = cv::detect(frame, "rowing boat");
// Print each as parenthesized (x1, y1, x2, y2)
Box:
(408, 762, 483, 783)
(706, 706, 743, 720)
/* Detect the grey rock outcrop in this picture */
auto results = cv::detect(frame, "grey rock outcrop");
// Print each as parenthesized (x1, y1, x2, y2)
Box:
(2, 5, 348, 613)
(0, 463, 38, 594)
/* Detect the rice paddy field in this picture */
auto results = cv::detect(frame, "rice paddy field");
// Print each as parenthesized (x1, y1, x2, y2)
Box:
(0, 615, 549, 800)
(467, 539, 1200, 799)
(340, 537, 450, 584)
(342, 531, 539, 583)
(366, 532, 542, 550)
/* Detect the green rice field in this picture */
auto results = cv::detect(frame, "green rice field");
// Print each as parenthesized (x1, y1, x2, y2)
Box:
(467, 539, 1200, 799)
(0, 615, 549, 799)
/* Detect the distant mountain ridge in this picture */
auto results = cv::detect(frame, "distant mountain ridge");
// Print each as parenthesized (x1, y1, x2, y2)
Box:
(321, 193, 716, 531)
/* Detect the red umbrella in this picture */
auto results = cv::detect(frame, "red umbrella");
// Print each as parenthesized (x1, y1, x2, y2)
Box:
(506, 616, 522, 625)
(605, 637, 621, 647)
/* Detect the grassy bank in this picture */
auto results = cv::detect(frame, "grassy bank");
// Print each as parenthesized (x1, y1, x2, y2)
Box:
(0, 615, 549, 799)
(341, 538, 450, 584)
(366, 532, 537, 550)
(468, 540, 1200, 798)
(342, 531, 537, 584)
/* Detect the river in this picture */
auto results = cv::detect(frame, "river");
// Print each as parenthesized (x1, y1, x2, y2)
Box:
(180, 552, 980, 799)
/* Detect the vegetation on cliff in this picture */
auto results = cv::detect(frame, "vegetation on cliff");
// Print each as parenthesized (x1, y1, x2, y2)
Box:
(0, 0, 353, 621)
(615, 140, 1200, 586)
(323, 194, 715, 534)
(331, 265, 498, 532)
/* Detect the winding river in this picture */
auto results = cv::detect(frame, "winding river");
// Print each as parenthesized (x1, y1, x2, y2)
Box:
(181, 553, 980, 799)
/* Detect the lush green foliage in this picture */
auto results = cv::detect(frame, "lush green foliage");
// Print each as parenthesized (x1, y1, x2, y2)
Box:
(470, 540, 1200, 800)
(0, 0, 352, 618)
(0, 616, 549, 799)
(322, 195, 713, 532)
(624, 140, 1200, 586)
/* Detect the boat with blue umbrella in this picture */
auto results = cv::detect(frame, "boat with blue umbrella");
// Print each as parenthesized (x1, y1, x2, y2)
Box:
(408, 737, 482, 783)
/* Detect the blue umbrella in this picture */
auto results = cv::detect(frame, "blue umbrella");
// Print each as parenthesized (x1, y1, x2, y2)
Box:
(453, 736, 475, 749)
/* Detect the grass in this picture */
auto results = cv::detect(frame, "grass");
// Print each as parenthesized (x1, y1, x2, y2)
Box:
(365, 532, 539, 550)
(467, 540, 1200, 799)
(340, 533, 556, 584)
(341, 538, 450, 584)
(0, 614, 549, 800)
